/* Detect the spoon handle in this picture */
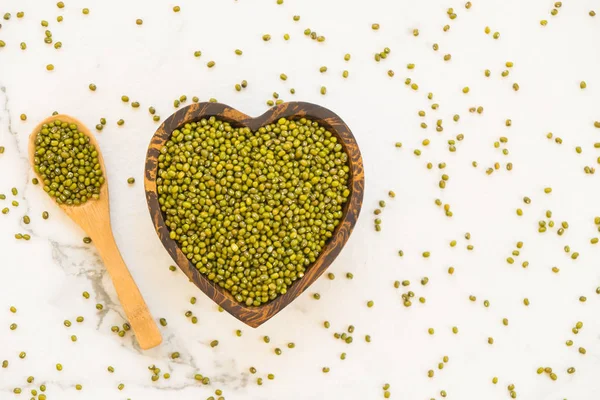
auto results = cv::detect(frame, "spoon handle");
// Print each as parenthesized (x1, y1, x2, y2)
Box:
(93, 232, 163, 350)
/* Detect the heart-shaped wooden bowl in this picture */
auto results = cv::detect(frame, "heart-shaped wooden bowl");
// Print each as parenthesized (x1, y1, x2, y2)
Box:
(144, 102, 364, 327)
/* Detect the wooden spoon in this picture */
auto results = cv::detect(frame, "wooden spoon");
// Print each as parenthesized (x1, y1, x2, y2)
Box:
(29, 114, 162, 350)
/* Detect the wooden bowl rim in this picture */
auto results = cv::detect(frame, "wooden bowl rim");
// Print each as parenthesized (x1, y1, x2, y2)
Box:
(144, 101, 364, 327)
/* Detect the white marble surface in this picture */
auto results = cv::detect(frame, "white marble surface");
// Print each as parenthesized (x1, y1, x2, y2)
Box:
(1, 0, 600, 399)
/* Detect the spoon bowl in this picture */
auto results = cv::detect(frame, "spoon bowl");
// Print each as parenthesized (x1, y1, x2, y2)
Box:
(29, 114, 162, 350)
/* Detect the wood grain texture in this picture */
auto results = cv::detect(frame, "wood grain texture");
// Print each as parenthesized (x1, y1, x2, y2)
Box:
(29, 115, 162, 350)
(144, 102, 364, 328)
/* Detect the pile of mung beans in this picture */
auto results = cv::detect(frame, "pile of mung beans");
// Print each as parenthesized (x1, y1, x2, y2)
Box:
(157, 117, 350, 305)
(33, 120, 104, 205)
